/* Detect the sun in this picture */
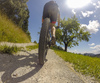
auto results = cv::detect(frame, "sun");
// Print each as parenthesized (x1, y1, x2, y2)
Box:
(67, 0, 91, 8)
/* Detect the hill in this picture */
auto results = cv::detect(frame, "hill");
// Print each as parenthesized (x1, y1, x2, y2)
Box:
(0, 11, 31, 43)
(84, 53, 100, 58)
(95, 54, 100, 58)
(51, 47, 100, 82)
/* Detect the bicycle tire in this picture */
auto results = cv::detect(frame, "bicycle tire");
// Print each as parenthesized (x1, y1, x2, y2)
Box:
(38, 18, 50, 65)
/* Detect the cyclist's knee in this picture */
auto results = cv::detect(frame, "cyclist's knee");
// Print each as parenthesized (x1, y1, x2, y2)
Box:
(51, 25, 55, 31)
(50, 23, 55, 29)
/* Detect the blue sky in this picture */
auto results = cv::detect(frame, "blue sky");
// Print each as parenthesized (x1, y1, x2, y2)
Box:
(27, 0, 100, 54)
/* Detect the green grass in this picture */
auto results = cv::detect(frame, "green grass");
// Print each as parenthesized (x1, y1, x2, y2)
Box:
(0, 44, 38, 54)
(26, 44, 38, 51)
(51, 47, 100, 81)
(0, 45, 23, 54)
(0, 11, 31, 43)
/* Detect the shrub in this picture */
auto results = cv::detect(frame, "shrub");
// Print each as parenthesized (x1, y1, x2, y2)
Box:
(0, 45, 22, 54)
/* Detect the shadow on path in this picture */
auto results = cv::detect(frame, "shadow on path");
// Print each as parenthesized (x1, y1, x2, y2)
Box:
(0, 51, 42, 83)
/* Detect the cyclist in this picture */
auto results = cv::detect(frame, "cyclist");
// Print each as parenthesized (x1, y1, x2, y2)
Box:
(42, 0, 60, 45)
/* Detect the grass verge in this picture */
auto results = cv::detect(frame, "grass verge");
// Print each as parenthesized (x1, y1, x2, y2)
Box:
(0, 11, 31, 43)
(51, 47, 100, 81)
(26, 44, 38, 51)
(0, 45, 23, 54)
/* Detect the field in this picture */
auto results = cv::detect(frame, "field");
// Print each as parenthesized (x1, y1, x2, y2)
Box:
(51, 47, 100, 81)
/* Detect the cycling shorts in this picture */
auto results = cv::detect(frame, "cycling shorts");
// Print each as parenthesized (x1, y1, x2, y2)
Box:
(43, 1, 59, 24)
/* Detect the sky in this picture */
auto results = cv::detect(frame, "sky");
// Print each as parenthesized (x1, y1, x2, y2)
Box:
(27, 0, 100, 54)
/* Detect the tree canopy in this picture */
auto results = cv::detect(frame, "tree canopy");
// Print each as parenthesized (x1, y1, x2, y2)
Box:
(56, 16, 91, 51)
(0, 0, 29, 33)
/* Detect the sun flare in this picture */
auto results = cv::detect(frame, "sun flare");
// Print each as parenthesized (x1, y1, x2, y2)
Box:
(67, 0, 91, 8)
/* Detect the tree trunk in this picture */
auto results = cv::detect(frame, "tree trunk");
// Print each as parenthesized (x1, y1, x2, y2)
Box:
(65, 44, 67, 52)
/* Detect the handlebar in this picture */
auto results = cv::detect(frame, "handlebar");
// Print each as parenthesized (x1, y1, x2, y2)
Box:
(56, 26, 60, 29)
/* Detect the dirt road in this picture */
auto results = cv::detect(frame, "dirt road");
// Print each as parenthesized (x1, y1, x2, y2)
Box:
(0, 43, 99, 83)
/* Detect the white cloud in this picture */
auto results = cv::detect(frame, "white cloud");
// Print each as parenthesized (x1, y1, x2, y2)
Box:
(81, 20, 100, 34)
(92, 1, 100, 9)
(96, 1, 100, 8)
(81, 11, 94, 17)
(90, 45, 100, 49)
(88, 43, 95, 46)
(90, 45, 100, 54)
(72, 9, 76, 14)
(81, 11, 87, 17)
(92, 3, 96, 6)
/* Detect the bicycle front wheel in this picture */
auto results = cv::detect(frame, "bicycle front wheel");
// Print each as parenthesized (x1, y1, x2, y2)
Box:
(38, 18, 50, 65)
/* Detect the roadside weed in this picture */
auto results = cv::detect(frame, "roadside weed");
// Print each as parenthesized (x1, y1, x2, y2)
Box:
(26, 44, 38, 51)
(52, 48, 100, 81)
(0, 45, 22, 54)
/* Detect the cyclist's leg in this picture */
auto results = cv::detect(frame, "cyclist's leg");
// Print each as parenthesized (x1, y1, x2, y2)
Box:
(50, 22, 56, 45)
(50, 13, 57, 45)
(50, 23, 56, 37)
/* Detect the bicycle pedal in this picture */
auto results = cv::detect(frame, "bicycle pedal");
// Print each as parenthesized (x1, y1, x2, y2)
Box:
(46, 45, 49, 49)
(47, 41, 51, 47)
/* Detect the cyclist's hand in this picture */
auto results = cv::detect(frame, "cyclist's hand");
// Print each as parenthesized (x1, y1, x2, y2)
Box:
(56, 26, 60, 29)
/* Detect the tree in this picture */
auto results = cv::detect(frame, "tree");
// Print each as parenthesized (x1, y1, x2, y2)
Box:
(56, 16, 91, 52)
(0, 0, 29, 33)
(33, 40, 37, 44)
(22, 8, 29, 33)
(26, 30, 31, 41)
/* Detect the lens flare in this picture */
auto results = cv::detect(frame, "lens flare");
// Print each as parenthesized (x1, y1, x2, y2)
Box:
(67, 0, 91, 8)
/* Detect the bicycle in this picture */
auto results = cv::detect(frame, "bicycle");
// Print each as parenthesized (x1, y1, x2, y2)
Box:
(38, 18, 59, 65)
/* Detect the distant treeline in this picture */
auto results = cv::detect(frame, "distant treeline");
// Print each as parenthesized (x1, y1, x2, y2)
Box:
(84, 53, 100, 58)
(0, 0, 31, 40)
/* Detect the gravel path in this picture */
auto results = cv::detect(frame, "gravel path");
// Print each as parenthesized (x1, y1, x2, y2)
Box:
(0, 42, 35, 47)
(0, 43, 99, 83)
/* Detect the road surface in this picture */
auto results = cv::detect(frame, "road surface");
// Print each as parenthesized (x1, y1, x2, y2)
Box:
(0, 42, 98, 83)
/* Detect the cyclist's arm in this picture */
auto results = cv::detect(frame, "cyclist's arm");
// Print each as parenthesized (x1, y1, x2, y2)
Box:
(57, 13, 60, 26)
(57, 8, 60, 26)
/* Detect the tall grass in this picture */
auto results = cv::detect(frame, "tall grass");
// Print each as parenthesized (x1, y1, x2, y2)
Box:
(52, 48, 100, 81)
(0, 11, 31, 43)
(0, 45, 22, 54)
(26, 44, 38, 51)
